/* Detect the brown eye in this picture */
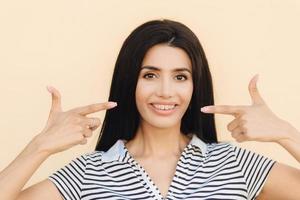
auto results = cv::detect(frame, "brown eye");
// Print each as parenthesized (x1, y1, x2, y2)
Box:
(143, 73, 157, 79)
(175, 75, 187, 81)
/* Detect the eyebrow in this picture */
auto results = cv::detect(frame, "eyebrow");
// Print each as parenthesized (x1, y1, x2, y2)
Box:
(140, 65, 192, 74)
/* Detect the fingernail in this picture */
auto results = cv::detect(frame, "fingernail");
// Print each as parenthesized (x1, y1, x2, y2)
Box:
(107, 102, 117, 107)
(201, 106, 209, 112)
(46, 85, 53, 93)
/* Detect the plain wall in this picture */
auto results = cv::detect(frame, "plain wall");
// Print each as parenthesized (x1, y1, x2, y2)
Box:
(1, 0, 300, 188)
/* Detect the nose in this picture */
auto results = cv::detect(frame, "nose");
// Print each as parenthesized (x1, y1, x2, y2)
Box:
(156, 77, 174, 98)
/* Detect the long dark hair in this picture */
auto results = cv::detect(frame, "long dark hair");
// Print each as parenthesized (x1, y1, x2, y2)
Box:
(95, 19, 217, 151)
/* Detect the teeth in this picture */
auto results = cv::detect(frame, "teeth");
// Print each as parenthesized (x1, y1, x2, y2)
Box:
(152, 104, 176, 110)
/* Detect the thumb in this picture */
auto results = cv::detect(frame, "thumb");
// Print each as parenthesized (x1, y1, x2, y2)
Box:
(248, 74, 265, 105)
(47, 86, 62, 113)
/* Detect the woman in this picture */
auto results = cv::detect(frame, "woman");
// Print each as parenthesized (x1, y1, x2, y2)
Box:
(0, 19, 299, 200)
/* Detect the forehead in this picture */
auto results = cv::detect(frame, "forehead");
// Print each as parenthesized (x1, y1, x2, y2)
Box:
(141, 44, 192, 71)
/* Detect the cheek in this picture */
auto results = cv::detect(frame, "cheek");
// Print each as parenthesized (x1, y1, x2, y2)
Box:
(180, 82, 193, 102)
(135, 81, 152, 109)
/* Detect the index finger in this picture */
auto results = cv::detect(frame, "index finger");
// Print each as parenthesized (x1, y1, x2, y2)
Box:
(70, 102, 117, 115)
(201, 105, 244, 116)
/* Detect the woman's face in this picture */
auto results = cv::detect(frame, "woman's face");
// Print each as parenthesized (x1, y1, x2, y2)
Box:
(135, 43, 193, 129)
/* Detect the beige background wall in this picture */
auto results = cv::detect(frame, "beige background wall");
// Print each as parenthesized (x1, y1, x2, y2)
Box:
(1, 0, 300, 188)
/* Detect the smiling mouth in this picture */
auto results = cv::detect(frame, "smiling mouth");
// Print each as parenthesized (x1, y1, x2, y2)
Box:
(150, 103, 178, 111)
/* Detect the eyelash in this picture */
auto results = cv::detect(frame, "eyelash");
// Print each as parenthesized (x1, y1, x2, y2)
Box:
(143, 73, 188, 81)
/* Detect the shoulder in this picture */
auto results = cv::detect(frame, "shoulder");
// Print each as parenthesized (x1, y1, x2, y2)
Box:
(65, 151, 106, 171)
(205, 141, 258, 156)
(205, 141, 236, 156)
(204, 141, 270, 164)
(79, 151, 105, 164)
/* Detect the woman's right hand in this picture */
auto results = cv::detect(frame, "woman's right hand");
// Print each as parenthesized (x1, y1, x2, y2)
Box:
(31, 86, 117, 156)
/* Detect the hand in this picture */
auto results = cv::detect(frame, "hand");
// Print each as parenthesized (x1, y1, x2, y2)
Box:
(32, 86, 117, 155)
(201, 74, 291, 143)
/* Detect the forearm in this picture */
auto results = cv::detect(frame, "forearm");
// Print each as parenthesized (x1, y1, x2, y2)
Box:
(0, 137, 50, 200)
(277, 122, 300, 163)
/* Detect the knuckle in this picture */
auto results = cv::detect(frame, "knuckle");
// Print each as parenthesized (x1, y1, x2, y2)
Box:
(235, 113, 243, 118)
(239, 115, 246, 121)
(74, 125, 84, 132)
(85, 131, 92, 137)
(94, 118, 101, 125)
(76, 133, 85, 141)
(83, 128, 91, 135)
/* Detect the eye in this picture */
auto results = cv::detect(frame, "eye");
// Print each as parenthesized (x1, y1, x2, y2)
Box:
(175, 74, 188, 81)
(143, 73, 157, 79)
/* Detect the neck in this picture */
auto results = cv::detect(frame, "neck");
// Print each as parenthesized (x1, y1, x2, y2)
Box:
(125, 121, 191, 159)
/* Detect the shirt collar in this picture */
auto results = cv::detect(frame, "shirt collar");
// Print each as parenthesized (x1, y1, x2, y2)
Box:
(101, 133, 207, 162)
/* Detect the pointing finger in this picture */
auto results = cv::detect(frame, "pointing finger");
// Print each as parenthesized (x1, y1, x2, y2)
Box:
(70, 102, 117, 116)
(47, 86, 62, 113)
(248, 74, 265, 105)
(201, 105, 245, 116)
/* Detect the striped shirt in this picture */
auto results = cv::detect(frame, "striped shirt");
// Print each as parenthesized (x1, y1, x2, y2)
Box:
(48, 134, 276, 200)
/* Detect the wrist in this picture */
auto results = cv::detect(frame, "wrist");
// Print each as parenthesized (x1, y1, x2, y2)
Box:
(277, 122, 300, 146)
(26, 134, 52, 158)
(288, 126, 300, 143)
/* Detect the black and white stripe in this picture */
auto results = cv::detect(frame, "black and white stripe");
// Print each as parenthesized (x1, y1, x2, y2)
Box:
(49, 134, 275, 200)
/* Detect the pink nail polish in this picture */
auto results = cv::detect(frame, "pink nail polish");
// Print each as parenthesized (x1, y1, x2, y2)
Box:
(108, 102, 117, 107)
(46, 86, 53, 93)
(201, 107, 208, 112)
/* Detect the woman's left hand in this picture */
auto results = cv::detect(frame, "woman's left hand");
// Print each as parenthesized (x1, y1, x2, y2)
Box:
(201, 74, 293, 143)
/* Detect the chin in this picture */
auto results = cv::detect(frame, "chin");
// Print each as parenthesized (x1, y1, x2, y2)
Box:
(145, 119, 181, 129)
